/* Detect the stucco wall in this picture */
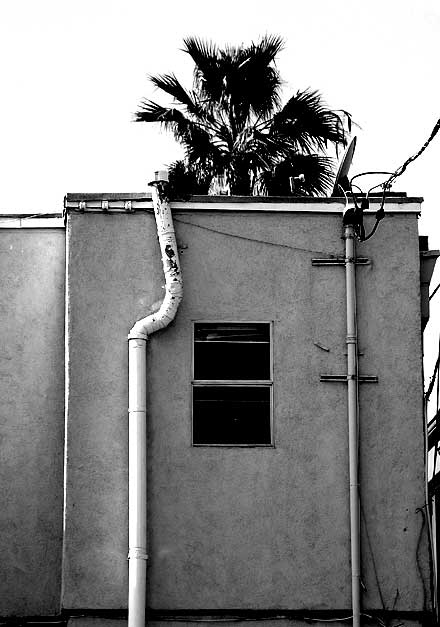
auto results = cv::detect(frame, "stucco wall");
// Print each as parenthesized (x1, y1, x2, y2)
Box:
(0, 227, 65, 616)
(63, 204, 428, 614)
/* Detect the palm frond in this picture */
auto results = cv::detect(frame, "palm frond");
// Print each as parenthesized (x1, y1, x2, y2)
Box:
(135, 100, 213, 156)
(149, 73, 200, 114)
(250, 34, 284, 66)
(182, 36, 223, 101)
(271, 89, 348, 154)
(183, 36, 219, 65)
(237, 35, 284, 118)
(167, 159, 211, 199)
(134, 100, 178, 123)
(135, 100, 187, 131)
(259, 154, 335, 196)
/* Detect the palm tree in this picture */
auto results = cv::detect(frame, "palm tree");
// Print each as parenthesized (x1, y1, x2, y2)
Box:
(135, 35, 351, 197)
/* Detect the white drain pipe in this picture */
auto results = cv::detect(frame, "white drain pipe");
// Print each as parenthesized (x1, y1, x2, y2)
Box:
(127, 171, 183, 627)
(345, 224, 361, 627)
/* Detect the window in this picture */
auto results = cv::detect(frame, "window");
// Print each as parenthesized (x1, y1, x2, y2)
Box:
(192, 322, 273, 446)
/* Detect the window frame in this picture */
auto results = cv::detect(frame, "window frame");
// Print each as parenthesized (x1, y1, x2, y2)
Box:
(191, 320, 274, 448)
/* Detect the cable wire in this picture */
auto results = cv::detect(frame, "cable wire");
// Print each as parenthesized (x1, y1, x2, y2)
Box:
(0, 213, 63, 227)
(386, 117, 440, 189)
(174, 217, 341, 258)
(430, 282, 440, 302)
(360, 502, 387, 612)
(437, 335, 440, 418)
(426, 350, 440, 401)
(344, 114, 440, 242)
(416, 505, 431, 612)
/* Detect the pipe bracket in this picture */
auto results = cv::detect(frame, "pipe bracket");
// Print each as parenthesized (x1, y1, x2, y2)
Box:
(320, 374, 378, 383)
(128, 548, 148, 561)
(311, 257, 369, 266)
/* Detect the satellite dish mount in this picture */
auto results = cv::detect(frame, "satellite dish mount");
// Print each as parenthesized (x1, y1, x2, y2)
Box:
(332, 137, 393, 241)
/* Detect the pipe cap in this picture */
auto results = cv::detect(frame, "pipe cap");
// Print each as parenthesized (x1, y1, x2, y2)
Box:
(150, 170, 169, 184)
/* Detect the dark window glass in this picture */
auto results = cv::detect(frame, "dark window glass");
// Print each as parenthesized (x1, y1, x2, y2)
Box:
(193, 386, 271, 445)
(194, 323, 270, 343)
(192, 322, 272, 446)
(194, 322, 270, 380)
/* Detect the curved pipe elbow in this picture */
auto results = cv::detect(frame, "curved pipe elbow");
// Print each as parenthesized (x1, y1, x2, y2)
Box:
(129, 181, 183, 340)
(129, 284, 183, 339)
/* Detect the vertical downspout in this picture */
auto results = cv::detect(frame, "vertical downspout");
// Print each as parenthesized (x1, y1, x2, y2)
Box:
(127, 337, 147, 627)
(127, 171, 183, 627)
(345, 224, 361, 627)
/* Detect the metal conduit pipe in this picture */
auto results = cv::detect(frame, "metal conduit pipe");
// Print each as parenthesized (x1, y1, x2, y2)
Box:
(127, 170, 183, 627)
(345, 224, 361, 627)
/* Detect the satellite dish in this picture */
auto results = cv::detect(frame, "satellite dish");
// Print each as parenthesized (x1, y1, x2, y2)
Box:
(332, 136, 357, 196)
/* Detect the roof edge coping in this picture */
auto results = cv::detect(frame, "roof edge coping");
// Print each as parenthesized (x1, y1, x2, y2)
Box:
(64, 192, 422, 204)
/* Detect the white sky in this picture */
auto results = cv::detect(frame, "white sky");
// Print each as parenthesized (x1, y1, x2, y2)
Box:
(0, 0, 439, 398)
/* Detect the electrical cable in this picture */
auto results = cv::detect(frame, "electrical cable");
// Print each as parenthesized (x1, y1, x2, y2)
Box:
(430, 282, 440, 301)
(0, 213, 63, 227)
(361, 185, 387, 242)
(350, 183, 363, 195)
(337, 184, 349, 205)
(366, 182, 389, 200)
(344, 172, 391, 242)
(423, 335, 440, 619)
(423, 392, 437, 608)
(415, 506, 431, 613)
(174, 217, 342, 258)
(360, 502, 387, 613)
(350, 172, 394, 186)
(385, 117, 440, 189)
(437, 335, 440, 418)
(421, 334, 439, 616)
(425, 350, 440, 402)
(340, 116, 440, 240)
(350, 171, 393, 235)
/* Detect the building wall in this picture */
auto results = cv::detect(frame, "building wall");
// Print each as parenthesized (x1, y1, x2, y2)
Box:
(0, 226, 65, 616)
(63, 203, 429, 614)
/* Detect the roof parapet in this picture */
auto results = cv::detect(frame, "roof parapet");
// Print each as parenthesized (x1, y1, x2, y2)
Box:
(64, 193, 422, 215)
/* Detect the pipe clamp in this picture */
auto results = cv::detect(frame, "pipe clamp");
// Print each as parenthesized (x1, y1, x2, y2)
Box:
(128, 548, 148, 561)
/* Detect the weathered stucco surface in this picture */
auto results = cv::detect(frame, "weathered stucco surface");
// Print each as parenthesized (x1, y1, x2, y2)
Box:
(64, 205, 428, 613)
(0, 228, 65, 616)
